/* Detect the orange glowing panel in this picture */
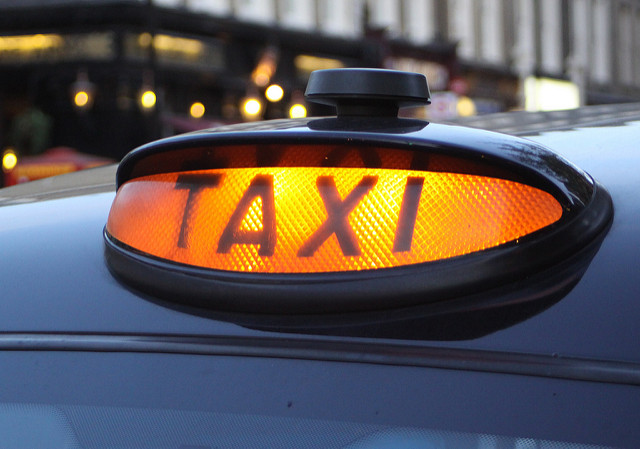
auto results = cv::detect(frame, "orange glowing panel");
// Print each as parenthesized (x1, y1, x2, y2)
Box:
(106, 167, 563, 273)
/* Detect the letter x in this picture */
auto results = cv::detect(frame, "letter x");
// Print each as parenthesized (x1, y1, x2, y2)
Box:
(297, 176, 378, 257)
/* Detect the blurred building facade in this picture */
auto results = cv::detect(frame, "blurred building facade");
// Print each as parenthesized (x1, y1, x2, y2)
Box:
(0, 0, 638, 159)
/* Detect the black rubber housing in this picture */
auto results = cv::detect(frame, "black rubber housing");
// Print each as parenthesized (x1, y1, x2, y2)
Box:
(305, 69, 430, 117)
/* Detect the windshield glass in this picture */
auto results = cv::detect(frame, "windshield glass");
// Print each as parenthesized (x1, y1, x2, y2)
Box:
(0, 350, 635, 449)
(1, 403, 616, 449)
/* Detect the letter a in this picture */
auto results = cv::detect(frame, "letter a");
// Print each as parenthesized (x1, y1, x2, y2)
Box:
(217, 174, 276, 256)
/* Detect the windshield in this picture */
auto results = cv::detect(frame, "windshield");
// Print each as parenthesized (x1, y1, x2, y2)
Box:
(0, 349, 635, 449)
(1, 404, 616, 449)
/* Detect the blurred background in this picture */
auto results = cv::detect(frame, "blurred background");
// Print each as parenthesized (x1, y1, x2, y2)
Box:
(0, 0, 638, 184)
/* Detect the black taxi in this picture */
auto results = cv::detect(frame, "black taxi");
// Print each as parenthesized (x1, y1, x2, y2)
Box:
(0, 69, 637, 448)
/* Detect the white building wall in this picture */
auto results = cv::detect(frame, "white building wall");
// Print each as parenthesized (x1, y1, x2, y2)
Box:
(153, 0, 184, 7)
(187, 0, 232, 15)
(591, 0, 612, 84)
(402, 0, 437, 44)
(636, 8, 640, 86)
(278, 0, 316, 31)
(570, 0, 591, 71)
(569, 0, 591, 105)
(480, 0, 504, 64)
(317, 0, 363, 38)
(513, 0, 536, 75)
(150, 0, 640, 103)
(234, 0, 276, 24)
(367, 0, 402, 36)
(617, 3, 634, 85)
(539, 0, 563, 74)
(449, 0, 476, 60)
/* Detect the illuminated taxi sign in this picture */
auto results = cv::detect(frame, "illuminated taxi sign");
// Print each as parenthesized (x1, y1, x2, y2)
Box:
(104, 69, 612, 315)
(106, 163, 562, 274)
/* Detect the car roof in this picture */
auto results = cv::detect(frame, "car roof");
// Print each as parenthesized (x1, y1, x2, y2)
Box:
(445, 102, 640, 136)
(0, 110, 638, 371)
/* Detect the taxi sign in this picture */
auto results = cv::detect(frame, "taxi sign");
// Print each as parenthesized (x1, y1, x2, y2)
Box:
(104, 69, 612, 314)
(104, 139, 609, 314)
(107, 158, 561, 274)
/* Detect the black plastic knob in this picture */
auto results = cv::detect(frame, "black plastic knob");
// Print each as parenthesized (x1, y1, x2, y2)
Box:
(305, 68, 430, 118)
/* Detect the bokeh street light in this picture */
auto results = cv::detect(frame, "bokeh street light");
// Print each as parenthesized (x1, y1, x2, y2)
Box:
(74, 91, 90, 108)
(140, 89, 157, 109)
(190, 102, 205, 119)
(289, 103, 307, 118)
(242, 97, 262, 120)
(265, 84, 284, 102)
(70, 70, 95, 111)
(2, 148, 18, 172)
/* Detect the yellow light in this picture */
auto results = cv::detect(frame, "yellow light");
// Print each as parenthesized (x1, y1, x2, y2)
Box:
(525, 76, 581, 111)
(140, 90, 156, 109)
(0, 34, 63, 52)
(253, 71, 270, 88)
(265, 84, 284, 102)
(251, 48, 278, 87)
(289, 104, 307, 118)
(457, 96, 476, 117)
(138, 32, 153, 47)
(190, 102, 205, 119)
(153, 34, 203, 56)
(294, 55, 344, 73)
(74, 91, 90, 108)
(2, 150, 17, 172)
(107, 166, 562, 274)
(243, 98, 262, 117)
(12, 163, 76, 181)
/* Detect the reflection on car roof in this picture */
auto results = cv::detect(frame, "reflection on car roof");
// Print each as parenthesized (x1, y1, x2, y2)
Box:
(445, 102, 640, 135)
